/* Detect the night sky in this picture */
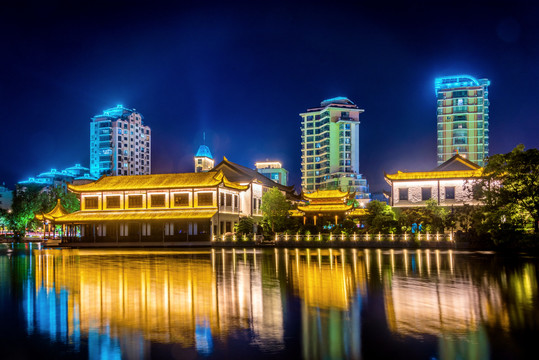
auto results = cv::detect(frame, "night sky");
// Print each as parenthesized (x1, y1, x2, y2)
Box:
(1, 1, 538, 192)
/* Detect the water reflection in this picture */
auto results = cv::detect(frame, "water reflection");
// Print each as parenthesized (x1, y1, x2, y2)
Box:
(5, 246, 539, 359)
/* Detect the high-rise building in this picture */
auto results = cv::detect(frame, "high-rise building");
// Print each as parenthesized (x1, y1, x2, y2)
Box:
(255, 161, 288, 186)
(435, 75, 490, 167)
(90, 105, 151, 177)
(300, 97, 370, 206)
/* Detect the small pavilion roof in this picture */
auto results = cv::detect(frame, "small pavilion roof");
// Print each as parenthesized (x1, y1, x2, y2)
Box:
(35, 199, 70, 221)
(302, 189, 350, 200)
(297, 204, 353, 213)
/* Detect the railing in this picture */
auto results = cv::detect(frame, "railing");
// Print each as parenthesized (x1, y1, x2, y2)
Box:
(219, 205, 239, 213)
(273, 233, 453, 243)
(212, 232, 455, 246)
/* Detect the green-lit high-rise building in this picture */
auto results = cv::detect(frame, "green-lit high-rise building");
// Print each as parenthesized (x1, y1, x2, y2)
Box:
(435, 75, 490, 166)
(300, 97, 370, 207)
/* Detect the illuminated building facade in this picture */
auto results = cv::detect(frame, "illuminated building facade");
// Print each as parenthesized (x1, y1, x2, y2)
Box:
(300, 97, 370, 204)
(435, 75, 490, 166)
(18, 164, 97, 192)
(384, 154, 483, 207)
(53, 170, 277, 243)
(90, 105, 151, 177)
(255, 161, 288, 186)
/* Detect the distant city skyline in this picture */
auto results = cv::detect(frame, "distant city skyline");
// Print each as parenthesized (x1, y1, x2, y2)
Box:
(1, 1, 538, 192)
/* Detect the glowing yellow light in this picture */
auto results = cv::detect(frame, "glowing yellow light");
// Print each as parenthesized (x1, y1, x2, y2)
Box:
(341, 234, 344, 241)
(353, 233, 357, 241)
(378, 232, 381, 241)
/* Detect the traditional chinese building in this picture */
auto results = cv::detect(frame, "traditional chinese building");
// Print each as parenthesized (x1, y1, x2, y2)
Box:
(35, 199, 70, 239)
(53, 170, 257, 245)
(384, 154, 483, 207)
(292, 189, 367, 225)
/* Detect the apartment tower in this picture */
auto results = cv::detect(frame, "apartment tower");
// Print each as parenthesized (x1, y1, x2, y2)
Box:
(90, 105, 151, 177)
(435, 75, 490, 166)
(300, 97, 370, 206)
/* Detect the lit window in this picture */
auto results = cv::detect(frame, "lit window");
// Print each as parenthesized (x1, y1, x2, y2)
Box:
(398, 188, 408, 201)
(85, 197, 98, 209)
(150, 194, 165, 207)
(128, 195, 143, 208)
(106, 196, 121, 209)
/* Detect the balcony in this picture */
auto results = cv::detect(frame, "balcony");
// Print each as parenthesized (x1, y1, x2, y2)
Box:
(219, 205, 239, 213)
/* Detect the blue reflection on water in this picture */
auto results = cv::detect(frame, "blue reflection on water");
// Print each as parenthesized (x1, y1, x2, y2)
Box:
(195, 319, 214, 355)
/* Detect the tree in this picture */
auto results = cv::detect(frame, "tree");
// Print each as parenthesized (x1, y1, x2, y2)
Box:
(474, 145, 539, 233)
(47, 186, 80, 213)
(365, 200, 397, 233)
(6, 185, 80, 236)
(235, 217, 254, 235)
(7, 185, 48, 235)
(260, 187, 291, 233)
(423, 199, 448, 233)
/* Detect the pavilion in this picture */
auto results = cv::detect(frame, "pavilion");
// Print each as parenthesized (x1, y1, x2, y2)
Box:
(292, 189, 367, 226)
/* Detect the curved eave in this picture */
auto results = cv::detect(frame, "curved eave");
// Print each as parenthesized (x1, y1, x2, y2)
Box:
(303, 190, 350, 200)
(384, 170, 483, 181)
(54, 209, 217, 223)
(297, 204, 353, 212)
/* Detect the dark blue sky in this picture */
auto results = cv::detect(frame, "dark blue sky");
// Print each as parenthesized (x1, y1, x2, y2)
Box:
(1, 1, 538, 192)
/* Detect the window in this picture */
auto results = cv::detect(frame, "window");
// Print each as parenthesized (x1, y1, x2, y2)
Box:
(445, 187, 455, 200)
(421, 188, 432, 201)
(128, 195, 143, 208)
(234, 195, 238, 208)
(106, 196, 120, 209)
(198, 192, 213, 206)
(398, 188, 408, 201)
(150, 194, 166, 207)
(85, 197, 98, 209)
(226, 193, 232, 206)
(220, 193, 225, 206)
(174, 194, 189, 207)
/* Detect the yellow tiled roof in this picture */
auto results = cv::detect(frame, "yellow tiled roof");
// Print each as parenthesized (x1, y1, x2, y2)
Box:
(54, 209, 217, 223)
(35, 199, 70, 221)
(297, 204, 353, 213)
(289, 209, 304, 217)
(385, 169, 483, 181)
(348, 208, 368, 216)
(303, 189, 349, 200)
(68, 170, 248, 192)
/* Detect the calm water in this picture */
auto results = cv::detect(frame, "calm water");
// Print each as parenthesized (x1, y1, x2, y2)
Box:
(1, 244, 538, 359)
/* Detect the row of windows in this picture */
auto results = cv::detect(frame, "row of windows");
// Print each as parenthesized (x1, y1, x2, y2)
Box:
(398, 187, 455, 201)
(84, 192, 214, 210)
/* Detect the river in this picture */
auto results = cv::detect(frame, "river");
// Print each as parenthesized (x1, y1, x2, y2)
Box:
(0, 243, 538, 359)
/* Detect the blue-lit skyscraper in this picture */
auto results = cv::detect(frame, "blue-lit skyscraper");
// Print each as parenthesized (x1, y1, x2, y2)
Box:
(90, 105, 151, 177)
(435, 75, 490, 166)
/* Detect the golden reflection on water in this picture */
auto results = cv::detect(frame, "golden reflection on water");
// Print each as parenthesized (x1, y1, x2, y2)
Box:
(25, 247, 539, 358)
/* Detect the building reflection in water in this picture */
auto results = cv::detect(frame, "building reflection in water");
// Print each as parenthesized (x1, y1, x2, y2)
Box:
(16, 247, 539, 359)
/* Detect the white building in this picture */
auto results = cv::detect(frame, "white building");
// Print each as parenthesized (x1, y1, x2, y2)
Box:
(300, 97, 370, 205)
(90, 105, 151, 177)
(384, 154, 483, 207)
